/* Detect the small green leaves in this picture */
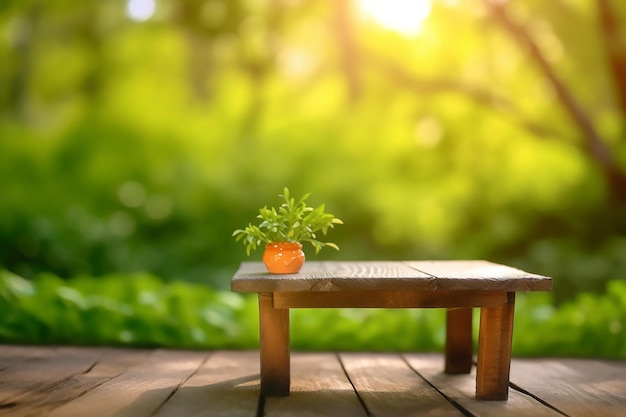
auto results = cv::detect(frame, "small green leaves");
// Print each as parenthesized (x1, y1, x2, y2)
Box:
(324, 242, 340, 251)
(233, 188, 342, 255)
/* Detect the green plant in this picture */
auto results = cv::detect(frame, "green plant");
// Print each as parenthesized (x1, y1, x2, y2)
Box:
(233, 187, 343, 255)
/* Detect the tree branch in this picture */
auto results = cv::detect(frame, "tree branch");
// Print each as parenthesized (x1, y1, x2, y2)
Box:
(333, 0, 361, 103)
(363, 48, 561, 140)
(484, 0, 626, 202)
(597, 0, 626, 119)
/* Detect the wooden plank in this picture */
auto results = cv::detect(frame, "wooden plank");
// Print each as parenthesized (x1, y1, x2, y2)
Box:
(232, 262, 332, 293)
(264, 353, 366, 417)
(0, 346, 102, 409)
(44, 349, 208, 417)
(234, 261, 330, 280)
(2, 348, 151, 417)
(339, 352, 465, 417)
(319, 261, 434, 284)
(232, 261, 551, 293)
(404, 354, 562, 417)
(273, 290, 509, 309)
(405, 261, 552, 291)
(0, 347, 622, 417)
(0, 345, 52, 371)
(509, 358, 626, 417)
(232, 261, 435, 293)
(152, 350, 259, 417)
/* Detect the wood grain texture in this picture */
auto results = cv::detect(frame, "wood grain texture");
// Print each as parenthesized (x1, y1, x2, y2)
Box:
(0, 347, 102, 410)
(233, 261, 434, 292)
(406, 261, 552, 291)
(273, 290, 509, 309)
(264, 353, 367, 417)
(445, 308, 473, 374)
(0, 347, 623, 417)
(259, 293, 290, 396)
(339, 353, 465, 417)
(1, 348, 150, 417)
(0, 345, 52, 371)
(476, 293, 516, 400)
(232, 261, 551, 293)
(404, 354, 563, 417)
(509, 359, 626, 417)
(152, 350, 259, 417)
(44, 349, 208, 417)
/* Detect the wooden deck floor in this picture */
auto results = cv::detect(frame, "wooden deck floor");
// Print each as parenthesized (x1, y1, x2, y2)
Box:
(0, 346, 624, 417)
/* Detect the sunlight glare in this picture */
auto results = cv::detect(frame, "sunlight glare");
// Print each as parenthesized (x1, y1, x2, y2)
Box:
(357, 0, 432, 36)
(126, 0, 156, 22)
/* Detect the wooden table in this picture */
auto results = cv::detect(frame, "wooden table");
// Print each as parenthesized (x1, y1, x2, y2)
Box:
(231, 260, 552, 401)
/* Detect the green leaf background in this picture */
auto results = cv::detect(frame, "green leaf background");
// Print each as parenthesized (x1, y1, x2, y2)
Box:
(1, 0, 626, 356)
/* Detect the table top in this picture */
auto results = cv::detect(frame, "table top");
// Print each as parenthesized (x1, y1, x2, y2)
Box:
(231, 260, 552, 293)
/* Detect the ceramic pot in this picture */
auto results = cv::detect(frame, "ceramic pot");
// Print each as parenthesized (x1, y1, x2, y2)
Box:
(262, 242, 305, 274)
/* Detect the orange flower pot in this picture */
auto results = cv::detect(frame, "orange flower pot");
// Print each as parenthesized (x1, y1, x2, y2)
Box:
(263, 242, 305, 274)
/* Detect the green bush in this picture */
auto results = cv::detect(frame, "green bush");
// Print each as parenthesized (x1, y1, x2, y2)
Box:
(1, 270, 625, 358)
(513, 281, 626, 358)
(0, 269, 259, 349)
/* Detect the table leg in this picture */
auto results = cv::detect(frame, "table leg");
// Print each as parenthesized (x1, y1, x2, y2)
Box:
(445, 308, 473, 374)
(476, 292, 515, 400)
(259, 293, 290, 396)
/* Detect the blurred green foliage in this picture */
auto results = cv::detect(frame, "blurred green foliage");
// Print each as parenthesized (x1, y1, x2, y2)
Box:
(2, 269, 625, 358)
(1, 0, 626, 354)
(0, 269, 259, 348)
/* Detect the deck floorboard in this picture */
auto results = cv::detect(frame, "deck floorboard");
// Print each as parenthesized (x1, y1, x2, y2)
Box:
(0, 346, 623, 417)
